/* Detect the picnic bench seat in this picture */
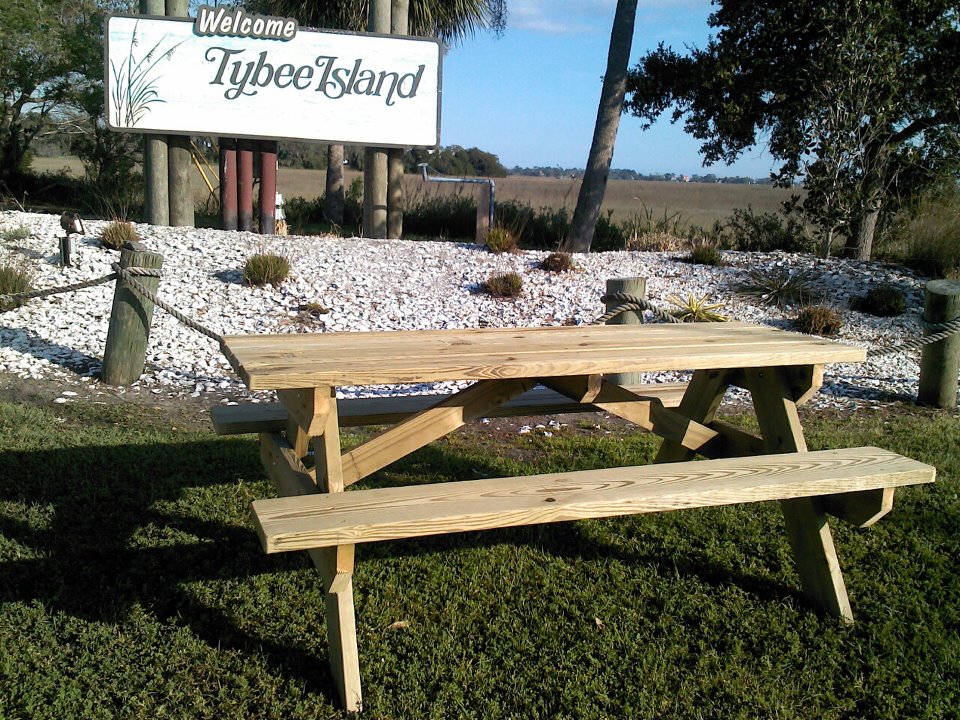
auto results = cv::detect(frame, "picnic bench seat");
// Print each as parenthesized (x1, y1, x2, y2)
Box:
(211, 381, 689, 434)
(250, 445, 935, 554)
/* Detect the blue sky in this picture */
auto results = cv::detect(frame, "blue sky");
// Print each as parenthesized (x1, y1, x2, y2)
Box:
(440, 0, 776, 178)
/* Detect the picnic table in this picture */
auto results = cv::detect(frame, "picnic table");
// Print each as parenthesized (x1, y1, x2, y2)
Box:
(216, 322, 935, 714)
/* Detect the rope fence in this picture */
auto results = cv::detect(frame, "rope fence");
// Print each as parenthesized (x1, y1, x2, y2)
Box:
(2, 269, 959, 368)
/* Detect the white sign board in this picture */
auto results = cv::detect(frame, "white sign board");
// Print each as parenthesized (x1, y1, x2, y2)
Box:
(105, 12, 442, 147)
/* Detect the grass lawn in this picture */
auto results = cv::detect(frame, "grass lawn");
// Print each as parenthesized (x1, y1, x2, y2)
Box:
(1, 401, 957, 719)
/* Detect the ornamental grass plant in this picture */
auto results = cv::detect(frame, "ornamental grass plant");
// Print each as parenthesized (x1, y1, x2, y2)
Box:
(243, 252, 289, 287)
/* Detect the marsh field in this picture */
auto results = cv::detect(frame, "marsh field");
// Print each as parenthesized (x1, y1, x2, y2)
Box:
(31, 156, 794, 230)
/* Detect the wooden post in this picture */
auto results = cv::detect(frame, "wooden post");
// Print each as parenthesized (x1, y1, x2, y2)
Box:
(238, 140, 255, 232)
(918, 279, 960, 408)
(476, 183, 491, 243)
(386, 0, 409, 240)
(259, 140, 278, 234)
(165, 0, 193, 227)
(141, 0, 168, 226)
(604, 277, 646, 386)
(363, 0, 390, 239)
(219, 138, 238, 231)
(102, 243, 164, 386)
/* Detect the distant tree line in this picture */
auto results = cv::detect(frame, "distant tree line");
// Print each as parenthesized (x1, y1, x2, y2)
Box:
(274, 142, 509, 177)
(508, 166, 770, 184)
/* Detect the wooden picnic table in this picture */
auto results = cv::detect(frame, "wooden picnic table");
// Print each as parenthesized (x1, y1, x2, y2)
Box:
(218, 322, 933, 714)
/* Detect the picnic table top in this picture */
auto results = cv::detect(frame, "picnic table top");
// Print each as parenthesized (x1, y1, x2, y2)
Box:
(221, 322, 866, 390)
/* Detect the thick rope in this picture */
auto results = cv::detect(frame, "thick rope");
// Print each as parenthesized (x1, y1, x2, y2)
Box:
(593, 292, 682, 325)
(866, 317, 960, 359)
(5, 263, 960, 360)
(111, 263, 225, 345)
(0, 266, 162, 304)
(0, 272, 119, 302)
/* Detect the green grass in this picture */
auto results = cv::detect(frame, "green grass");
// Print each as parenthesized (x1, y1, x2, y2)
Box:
(1, 401, 958, 718)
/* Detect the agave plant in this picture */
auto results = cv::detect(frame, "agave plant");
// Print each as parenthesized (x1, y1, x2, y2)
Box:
(667, 293, 728, 323)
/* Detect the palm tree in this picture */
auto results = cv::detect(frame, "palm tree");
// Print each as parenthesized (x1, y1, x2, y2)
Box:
(565, 0, 638, 253)
(245, 0, 506, 228)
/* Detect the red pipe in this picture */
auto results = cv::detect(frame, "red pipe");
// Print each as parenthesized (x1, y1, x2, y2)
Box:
(259, 140, 278, 234)
(237, 140, 255, 232)
(219, 138, 238, 231)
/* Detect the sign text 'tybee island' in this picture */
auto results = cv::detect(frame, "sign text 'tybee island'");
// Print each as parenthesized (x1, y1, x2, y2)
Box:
(105, 10, 442, 147)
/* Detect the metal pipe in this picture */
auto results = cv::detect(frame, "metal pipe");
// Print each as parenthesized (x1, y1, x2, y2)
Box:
(417, 163, 495, 230)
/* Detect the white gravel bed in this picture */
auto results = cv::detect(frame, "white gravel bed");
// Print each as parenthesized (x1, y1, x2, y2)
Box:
(0, 210, 931, 410)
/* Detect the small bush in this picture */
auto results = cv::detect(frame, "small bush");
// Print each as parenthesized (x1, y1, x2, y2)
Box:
(896, 190, 960, 278)
(735, 268, 818, 307)
(625, 231, 685, 252)
(485, 227, 518, 254)
(100, 221, 140, 250)
(404, 193, 476, 239)
(851, 283, 907, 317)
(243, 252, 289, 286)
(727, 206, 809, 253)
(794, 305, 843, 336)
(496, 201, 570, 249)
(0, 263, 34, 312)
(685, 242, 725, 266)
(667, 294, 728, 322)
(539, 252, 576, 272)
(591, 210, 628, 252)
(483, 272, 523, 298)
(1, 225, 31, 243)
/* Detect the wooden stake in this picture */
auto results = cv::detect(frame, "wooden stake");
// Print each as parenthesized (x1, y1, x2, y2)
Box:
(604, 277, 646, 386)
(101, 243, 164, 386)
(918, 279, 960, 408)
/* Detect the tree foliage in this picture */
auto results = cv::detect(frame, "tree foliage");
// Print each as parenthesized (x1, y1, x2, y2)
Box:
(0, 0, 91, 182)
(243, 0, 506, 43)
(407, 145, 507, 177)
(625, 0, 960, 259)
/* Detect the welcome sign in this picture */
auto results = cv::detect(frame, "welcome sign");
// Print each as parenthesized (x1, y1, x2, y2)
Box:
(105, 9, 442, 147)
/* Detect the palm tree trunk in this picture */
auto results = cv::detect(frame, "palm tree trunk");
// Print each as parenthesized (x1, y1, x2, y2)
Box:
(325, 144, 345, 226)
(565, 0, 638, 253)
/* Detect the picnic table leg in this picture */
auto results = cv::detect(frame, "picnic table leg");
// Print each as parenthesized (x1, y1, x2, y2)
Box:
(313, 392, 363, 713)
(276, 387, 363, 712)
(745, 367, 854, 624)
(653, 369, 731, 463)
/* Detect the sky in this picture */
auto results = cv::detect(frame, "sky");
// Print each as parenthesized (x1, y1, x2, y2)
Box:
(439, 0, 777, 178)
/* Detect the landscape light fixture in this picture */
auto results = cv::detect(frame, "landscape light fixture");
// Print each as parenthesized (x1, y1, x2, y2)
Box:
(59, 211, 84, 267)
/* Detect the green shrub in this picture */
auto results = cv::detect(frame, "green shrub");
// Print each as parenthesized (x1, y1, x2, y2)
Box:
(735, 268, 817, 307)
(484, 227, 518, 253)
(667, 294, 728, 322)
(727, 207, 809, 253)
(0, 262, 34, 312)
(243, 252, 289, 286)
(496, 201, 571, 249)
(404, 194, 476, 239)
(896, 191, 960, 278)
(483, 272, 523, 298)
(99, 221, 140, 250)
(283, 196, 325, 231)
(592, 210, 628, 252)
(794, 305, 843, 336)
(1, 225, 31, 243)
(625, 231, 685, 251)
(685, 242, 725, 266)
(345, 177, 364, 227)
(851, 283, 907, 316)
(539, 252, 576, 272)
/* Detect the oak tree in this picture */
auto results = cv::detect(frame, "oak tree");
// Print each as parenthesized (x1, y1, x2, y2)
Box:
(626, 0, 960, 259)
